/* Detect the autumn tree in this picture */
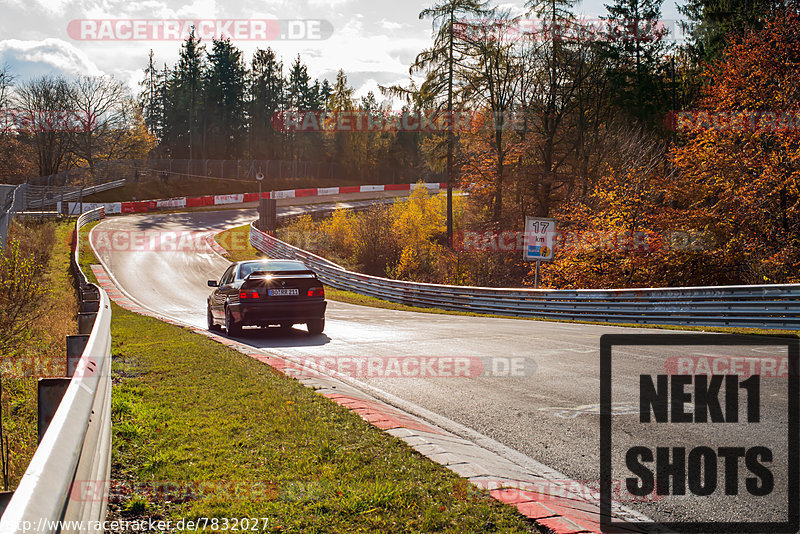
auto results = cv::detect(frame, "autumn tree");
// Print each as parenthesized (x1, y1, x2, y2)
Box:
(461, 12, 523, 223)
(670, 11, 800, 283)
(70, 75, 130, 169)
(411, 0, 491, 246)
(13, 76, 75, 176)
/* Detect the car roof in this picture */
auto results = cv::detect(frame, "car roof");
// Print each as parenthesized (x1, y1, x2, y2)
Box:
(236, 259, 308, 271)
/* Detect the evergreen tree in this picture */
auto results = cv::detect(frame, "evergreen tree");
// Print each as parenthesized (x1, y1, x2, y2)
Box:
(413, 0, 491, 244)
(162, 28, 204, 159)
(601, 0, 670, 126)
(318, 79, 333, 109)
(251, 47, 285, 159)
(204, 38, 248, 159)
(139, 49, 163, 139)
(287, 56, 313, 110)
(678, 0, 794, 63)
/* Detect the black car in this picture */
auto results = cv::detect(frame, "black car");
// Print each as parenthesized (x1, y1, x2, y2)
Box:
(207, 259, 327, 336)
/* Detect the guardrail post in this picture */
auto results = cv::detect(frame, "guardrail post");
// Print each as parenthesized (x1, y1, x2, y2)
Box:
(0, 491, 14, 516)
(37, 378, 71, 443)
(77, 312, 97, 335)
(79, 299, 100, 313)
(258, 198, 277, 234)
(81, 287, 100, 302)
(66, 335, 89, 377)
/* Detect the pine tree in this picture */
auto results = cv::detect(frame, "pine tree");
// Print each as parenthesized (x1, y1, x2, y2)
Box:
(601, 0, 670, 126)
(251, 47, 285, 159)
(287, 56, 312, 110)
(413, 0, 491, 245)
(162, 28, 204, 159)
(678, 0, 792, 63)
(204, 38, 248, 159)
(318, 79, 333, 109)
(139, 49, 163, 139)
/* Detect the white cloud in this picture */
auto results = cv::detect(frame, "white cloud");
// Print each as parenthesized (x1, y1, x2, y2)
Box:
(0, 38, 103, 80)
(308, 0, 353, 7)
(379, 19, 403, 31)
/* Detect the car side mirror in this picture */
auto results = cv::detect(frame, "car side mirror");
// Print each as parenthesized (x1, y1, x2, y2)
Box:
(208, 280, 219, 287)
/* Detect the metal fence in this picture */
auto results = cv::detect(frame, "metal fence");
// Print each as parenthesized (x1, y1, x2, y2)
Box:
(26, 159, 445, 190)
(0, 207, 112, 533)
(25, 180, 126, 210)
(250, 223, 800, 330)
(0, 185, 25, 249)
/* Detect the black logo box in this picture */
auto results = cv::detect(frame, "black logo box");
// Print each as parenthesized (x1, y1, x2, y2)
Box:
(599, 333, 799, 533)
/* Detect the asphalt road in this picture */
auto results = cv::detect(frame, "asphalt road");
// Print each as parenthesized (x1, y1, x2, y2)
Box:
(91, 206, 794, 532)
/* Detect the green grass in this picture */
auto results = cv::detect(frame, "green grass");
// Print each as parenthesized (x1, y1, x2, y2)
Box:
(214, 223, 798, 337)
(77, 219, 539, 532)
(214, 225, 266, 263)
(0, 220, 78, 490)
(106, 305, 537, 532)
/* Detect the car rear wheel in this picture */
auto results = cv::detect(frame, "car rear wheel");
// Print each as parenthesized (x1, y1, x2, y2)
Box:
(207, 306, 220, 331)
(225, 306, 242, 336)
(307, 319, 324, 335)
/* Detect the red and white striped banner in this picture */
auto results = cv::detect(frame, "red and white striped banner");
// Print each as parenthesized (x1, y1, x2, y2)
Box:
(67, 182, 446, 215)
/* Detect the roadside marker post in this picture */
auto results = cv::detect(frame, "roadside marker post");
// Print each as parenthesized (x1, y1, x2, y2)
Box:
(523, 217, 556, 289)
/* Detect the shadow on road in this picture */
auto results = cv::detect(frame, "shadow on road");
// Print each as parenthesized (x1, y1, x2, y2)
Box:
(228, 326, 332, 348)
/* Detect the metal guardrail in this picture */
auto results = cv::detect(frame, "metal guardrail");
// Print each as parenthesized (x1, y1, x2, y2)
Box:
(0, 185, 24, 249)
(0, 207, 112, 533)
(250, 223, 800, 330)
(26, 180, 126, 209)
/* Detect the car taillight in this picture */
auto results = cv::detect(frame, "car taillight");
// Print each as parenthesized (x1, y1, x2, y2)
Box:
(308, 287, 324, 298)
(239, 291, 259, 299)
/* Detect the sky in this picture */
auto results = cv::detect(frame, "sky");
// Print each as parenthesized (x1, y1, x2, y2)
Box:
(0, 0, 686, 103)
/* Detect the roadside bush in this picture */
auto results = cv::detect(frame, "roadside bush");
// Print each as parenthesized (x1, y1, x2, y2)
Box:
(0, 221, 76, 490)
(279, 183, 539, 286)
(0, 227, 51, 354)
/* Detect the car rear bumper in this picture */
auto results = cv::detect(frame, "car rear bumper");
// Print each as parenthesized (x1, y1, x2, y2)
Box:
(231, 300, 327, 326)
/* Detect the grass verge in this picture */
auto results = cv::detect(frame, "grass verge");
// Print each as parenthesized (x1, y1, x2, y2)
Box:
(214, 223, 798, 338)
(214, 225, 265, 264)
(0, 220, 77, 490)
(80, 219, 539, 532)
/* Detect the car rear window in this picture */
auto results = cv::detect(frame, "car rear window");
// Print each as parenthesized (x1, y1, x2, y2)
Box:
(238, 261, 308, 278)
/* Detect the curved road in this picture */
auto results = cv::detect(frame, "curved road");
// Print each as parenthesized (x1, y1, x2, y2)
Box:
(91, 207, 792, 531)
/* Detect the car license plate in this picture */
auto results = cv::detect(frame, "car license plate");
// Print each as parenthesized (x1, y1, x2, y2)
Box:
(268, 288, 299, 296)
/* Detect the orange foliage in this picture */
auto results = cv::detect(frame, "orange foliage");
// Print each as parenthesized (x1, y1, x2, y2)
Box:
(669, 11, 800, 284)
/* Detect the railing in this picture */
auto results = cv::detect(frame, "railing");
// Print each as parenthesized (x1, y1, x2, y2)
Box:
(250, 223, 800, 330)
(26, 180, 127, 209)
(0, 207, 112, 533)
(0, 185, 24, 249)
(26, 159, 445, 188)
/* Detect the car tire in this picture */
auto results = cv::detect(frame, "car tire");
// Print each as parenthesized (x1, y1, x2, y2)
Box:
(207, 306, 220, 331)
(225, 306, 242, 336)
(307, 319, 324, 335)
